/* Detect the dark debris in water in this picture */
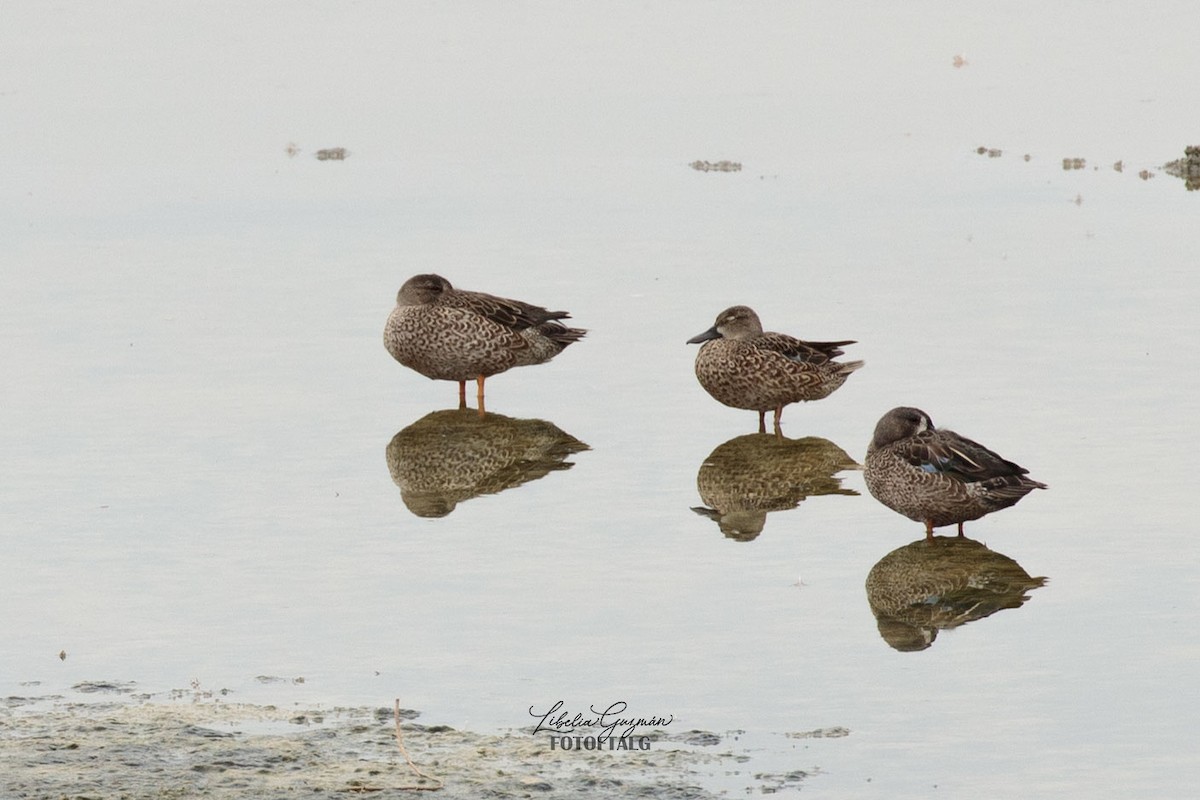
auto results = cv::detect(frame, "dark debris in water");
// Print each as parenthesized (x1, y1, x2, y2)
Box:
(785, 726, 851, 739)
(754, 768, 817, 794)
(673, 730, 722, 746)
(1162, 145, 1200, 190)
(72, 680, 137, 694)
(377, 705, 420, 722)
(974, 143, 1200, 189)
(181, 724, 235, 739)
(254, 674, 305, 685)
(283, 143, 350, 161)
(3, 695, 56, 709)
(690, 159, 742, 172)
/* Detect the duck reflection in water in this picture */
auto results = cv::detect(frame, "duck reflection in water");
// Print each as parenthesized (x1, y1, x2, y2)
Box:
(386, 409, 588, 517)
(865, 535, 1046, 651)
(692, 433, 860, 541)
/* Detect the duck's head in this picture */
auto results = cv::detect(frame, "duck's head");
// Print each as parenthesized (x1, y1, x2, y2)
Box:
(687, 305, 764, 344)
(871, 407, 934, 449)
(398, 273, 453, 306)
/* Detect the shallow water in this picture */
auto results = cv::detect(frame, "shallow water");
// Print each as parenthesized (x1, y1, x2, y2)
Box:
(4, 2, 1200, 797)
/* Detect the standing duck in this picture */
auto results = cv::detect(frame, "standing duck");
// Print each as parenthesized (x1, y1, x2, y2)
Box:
(384, 274, 585, 412)
(687, 305, 863, 433)
(864, 406, 1047, 538)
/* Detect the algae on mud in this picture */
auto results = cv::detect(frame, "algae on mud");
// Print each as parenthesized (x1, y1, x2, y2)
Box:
(0, 694, 830, 799)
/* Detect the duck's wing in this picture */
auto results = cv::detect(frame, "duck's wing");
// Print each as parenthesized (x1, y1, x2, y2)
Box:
(534, 320, 587, 348)
(446, 289, 572, 331)
(757, 333, 856, 365)
(901, 430, 1032, 484)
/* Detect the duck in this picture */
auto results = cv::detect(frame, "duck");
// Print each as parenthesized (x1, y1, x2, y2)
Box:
(384, 274, 585, 412)
(864, 406, 1047, 538)
(687, 305, 863, 433)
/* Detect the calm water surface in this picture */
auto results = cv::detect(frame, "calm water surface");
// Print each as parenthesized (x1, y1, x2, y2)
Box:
(4, 2, 1199, 797)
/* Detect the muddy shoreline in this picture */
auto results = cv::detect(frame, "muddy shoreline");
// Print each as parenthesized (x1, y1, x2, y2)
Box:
(1, 689, 838, 798)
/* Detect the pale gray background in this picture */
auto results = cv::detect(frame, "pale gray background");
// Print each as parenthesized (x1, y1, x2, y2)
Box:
(4, 2, 1198, 796)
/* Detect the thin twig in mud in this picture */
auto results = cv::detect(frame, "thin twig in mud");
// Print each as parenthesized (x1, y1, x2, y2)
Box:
(394, 699, 444, 791)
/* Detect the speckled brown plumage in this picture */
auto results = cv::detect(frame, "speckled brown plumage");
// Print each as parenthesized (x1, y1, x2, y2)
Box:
(386, 409, 589, 517)
(384, 274, 585, 411)
(864, 406, 1047, 538)
(865, 535, 1046, 651)
(687, 306, 863, 433)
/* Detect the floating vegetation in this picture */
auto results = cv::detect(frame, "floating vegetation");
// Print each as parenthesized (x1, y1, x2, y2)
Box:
(284, 142, 300, 158)
(315, 147, 349, 161)
(975, 146, 1002, 158)
(690, 160, 742, 172)
(1062, 157, 1086, 170)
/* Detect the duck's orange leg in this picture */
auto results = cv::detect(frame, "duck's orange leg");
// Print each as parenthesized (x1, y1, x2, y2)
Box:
(457, 380, 467, 410)
(476, 375, 487, 417)
(773, 405, 784, 436)
(924, 520, 935, 540)
(956, 522, 965, 537)
(757, 411, 767, 434)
